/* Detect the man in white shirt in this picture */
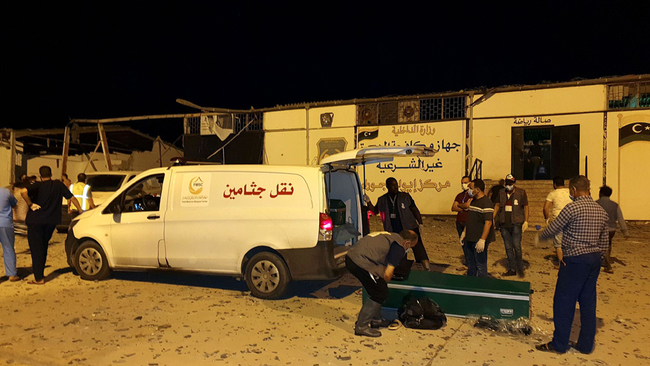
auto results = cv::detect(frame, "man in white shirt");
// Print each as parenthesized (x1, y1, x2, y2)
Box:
(543, 176, 572, 262)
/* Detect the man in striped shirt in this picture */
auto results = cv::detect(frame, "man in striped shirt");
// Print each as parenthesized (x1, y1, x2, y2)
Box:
(536, 175, 608, 354)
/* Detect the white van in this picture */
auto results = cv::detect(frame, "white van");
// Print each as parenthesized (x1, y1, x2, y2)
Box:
(58, 171, 140, 232)
(65, 147, 432, 299)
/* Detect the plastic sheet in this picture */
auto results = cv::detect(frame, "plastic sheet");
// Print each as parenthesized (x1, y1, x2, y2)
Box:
(470, 315, 534, 336)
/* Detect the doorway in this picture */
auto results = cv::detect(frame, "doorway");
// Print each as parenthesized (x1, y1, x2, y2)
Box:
(511, 125, 579, 180)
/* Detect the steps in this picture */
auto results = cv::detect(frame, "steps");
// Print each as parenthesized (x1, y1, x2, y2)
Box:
(484, 179, 562, 229)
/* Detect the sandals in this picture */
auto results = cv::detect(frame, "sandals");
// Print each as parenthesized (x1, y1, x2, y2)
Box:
(8, 276, 20, 282)
(388, 320, 402, 330)
(535, 342, 557, 353)
(27, 280, 45, 285)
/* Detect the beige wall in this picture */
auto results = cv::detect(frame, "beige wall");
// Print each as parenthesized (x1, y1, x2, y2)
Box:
(474, 85, 606, 117)
(264, 105, 357, 165)
(607, 111, 650, 220)
(0, 141, 12, 188)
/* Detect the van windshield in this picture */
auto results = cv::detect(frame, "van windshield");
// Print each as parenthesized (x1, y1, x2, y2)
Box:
(87, 175, 126, 192)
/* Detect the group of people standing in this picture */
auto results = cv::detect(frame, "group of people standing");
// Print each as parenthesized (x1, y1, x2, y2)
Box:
(0, 167, 94, 284)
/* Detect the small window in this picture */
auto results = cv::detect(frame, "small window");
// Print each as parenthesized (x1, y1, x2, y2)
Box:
(87, 175, 126, 192)
(123, 174, 164, 212)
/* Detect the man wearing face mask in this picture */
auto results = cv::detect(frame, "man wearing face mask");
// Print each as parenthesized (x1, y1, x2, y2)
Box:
(535, 175, 608, 354)
(451, 175, 472, 239)
(493, 174, 529, 277)
(366, 177, 431, 271)
(459, 179, 495, 277)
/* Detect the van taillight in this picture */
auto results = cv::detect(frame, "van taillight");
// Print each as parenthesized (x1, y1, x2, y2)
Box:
(320, 213, 333, 230)
(319, 213, 333, 241)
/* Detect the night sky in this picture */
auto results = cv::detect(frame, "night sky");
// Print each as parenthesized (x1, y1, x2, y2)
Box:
(2, 2, 649, 140)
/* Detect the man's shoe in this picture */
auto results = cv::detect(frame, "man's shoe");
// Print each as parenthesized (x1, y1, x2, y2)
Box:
(517, 270, 525, 278)
(502, 270, 517, 276)
(370, 318, 392, 328)
(355, 326, 382, 337)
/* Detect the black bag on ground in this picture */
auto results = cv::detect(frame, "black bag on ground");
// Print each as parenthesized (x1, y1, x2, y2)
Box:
(397, 294, 447, 330)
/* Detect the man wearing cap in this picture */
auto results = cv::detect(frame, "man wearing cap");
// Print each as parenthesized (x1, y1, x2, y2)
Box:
(494, 174, 529, 277)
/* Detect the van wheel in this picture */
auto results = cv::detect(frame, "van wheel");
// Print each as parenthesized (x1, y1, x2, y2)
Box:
(74, 241, 111, 281)
(245, 252, 290, 299)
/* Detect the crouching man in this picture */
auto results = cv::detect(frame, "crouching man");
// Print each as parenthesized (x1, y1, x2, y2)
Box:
(345, 230, 418, 337)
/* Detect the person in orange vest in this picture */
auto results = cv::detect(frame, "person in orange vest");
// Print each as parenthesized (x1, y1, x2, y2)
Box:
(69, 173, 95, 219)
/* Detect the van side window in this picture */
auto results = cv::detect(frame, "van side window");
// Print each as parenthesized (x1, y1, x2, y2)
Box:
(123, 174, 164, 212)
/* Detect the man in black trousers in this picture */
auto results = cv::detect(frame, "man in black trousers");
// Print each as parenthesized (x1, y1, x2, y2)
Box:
(20, 166, 82, 285)
(345, 230, 418, 337)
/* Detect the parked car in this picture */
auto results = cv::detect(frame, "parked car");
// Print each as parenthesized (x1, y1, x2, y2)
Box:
(64, 147, 432, 299)
(57, 171, 140, 232)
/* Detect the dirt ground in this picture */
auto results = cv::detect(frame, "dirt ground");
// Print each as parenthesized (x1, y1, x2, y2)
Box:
(1, 216, 649, 366)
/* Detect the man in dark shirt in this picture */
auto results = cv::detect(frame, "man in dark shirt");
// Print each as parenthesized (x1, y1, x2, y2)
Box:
(488, 179, 505, 204)
(20, 166, 82, 285)
(536, 175, 608, 354)
(494, 174, 529, 277)
(366, 177, 430, 271)
(459, 179, 495, 277)
(451, 175, 472, 237)
(345, 230, 418, 337)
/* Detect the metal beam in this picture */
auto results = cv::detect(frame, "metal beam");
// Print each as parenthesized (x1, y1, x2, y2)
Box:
(61, 126, 70, 176)
(97, 123, 113, 171)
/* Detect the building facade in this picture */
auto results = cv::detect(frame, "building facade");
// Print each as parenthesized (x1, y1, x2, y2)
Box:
(263, 75, 650, 220)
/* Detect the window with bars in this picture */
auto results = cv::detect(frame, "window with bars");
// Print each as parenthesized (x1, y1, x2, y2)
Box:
(184, 113, 263, 135)
(419, 96, 466, 121)
(608, 82, 650, 109)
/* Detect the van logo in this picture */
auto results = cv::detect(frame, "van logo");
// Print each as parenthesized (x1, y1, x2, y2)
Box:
(500, 308, 514, 317)
(188, 177, 204, 195)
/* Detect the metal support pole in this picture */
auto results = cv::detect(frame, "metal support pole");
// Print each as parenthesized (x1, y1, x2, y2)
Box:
(305, 106, 310, 165)
(61, 126, 71, 177)
(9, 129, 16, 184)
(97, 123, 113, 171)
(467, 92, 474, 176)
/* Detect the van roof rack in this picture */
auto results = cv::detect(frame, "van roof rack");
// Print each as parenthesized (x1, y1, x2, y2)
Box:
(169, 157, 223, 167)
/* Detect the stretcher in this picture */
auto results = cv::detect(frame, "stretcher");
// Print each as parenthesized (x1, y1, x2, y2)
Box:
(363, 270, 531, 319)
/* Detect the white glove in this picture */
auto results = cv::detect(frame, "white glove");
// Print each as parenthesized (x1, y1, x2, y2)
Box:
(476, 239, 486, 253)
(30, 203, 41, 211)
(459, 229, 466, 246)
(362, 194, 371, 204)
(522, 221, 528, 232)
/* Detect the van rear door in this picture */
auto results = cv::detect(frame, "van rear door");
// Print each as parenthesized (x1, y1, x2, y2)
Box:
(320, 147, 435, 241)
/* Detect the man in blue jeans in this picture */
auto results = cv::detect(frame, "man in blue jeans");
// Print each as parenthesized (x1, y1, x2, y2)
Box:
(459, 179, 495, 277)
(0, 186, 19, 281)
(535, 175, 609, 354)
(493, 174, 529, 278)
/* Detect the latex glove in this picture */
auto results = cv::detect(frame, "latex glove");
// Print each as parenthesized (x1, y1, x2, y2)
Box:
(362, 194, 371, 204)
(476, 239, 486, 253)
(459, 230, 466, 246)
(30, 203, 41, 211)
(522, 221, 529, 232)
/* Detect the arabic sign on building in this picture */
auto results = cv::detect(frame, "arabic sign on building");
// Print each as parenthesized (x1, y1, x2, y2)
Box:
(359, 121, 464, 214)
(513, 116, 552, 126)
(181, 174, 211, 207)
